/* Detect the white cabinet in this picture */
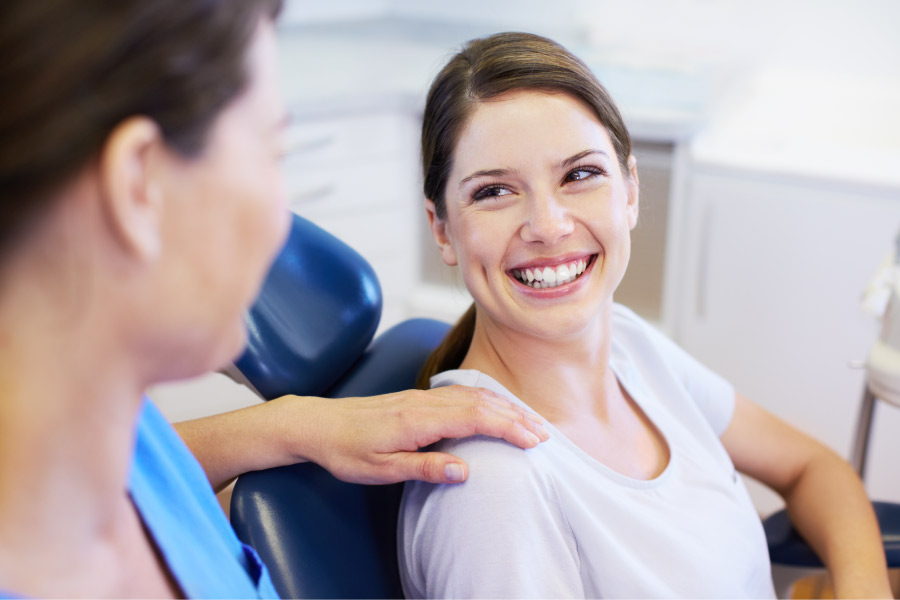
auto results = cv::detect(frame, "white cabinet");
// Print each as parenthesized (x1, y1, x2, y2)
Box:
(675, 168, 900, 514)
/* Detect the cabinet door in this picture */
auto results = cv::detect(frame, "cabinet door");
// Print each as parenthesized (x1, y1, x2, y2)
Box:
(676, 171, 900, 510)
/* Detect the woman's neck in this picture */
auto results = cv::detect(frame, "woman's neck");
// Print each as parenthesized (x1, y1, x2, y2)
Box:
(460, 303, 618, 424)
(0, 267, 147, 592)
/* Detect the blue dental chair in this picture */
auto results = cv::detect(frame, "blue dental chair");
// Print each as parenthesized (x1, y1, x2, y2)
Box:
(228, 213, 449, 599)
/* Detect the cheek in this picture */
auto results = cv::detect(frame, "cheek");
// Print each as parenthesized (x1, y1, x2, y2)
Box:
(231, 160, 288, 254)
(451, 215, 516, 294)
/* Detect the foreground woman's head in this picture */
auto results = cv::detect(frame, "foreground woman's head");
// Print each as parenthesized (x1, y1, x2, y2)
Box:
(0, 0, 289, 381)
(418, 32, 639, 385)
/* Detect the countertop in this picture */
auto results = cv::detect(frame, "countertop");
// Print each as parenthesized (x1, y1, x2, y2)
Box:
(690, 68, 900, 191)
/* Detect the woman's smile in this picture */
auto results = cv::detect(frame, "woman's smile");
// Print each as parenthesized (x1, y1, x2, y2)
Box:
(508, 253, 598, 291)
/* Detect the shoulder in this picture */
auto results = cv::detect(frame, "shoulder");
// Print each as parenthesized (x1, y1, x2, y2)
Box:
(415, 435, 554, 502)
(130, 400, 280, 598)
(416, 369, 563, 516)
(133, 400, 211, 488)
(400, 437, 577, 598)
(131, 398, 226, 522)
(402, 434, 562, 536)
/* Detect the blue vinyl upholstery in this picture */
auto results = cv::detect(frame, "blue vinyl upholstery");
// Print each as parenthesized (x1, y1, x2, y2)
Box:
(232, 320, 450, 599)
(234, 213, 382, 401)
(229, 213, 451, 599)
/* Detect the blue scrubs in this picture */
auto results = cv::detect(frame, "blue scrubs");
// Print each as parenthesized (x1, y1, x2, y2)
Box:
(1, 400, 280, 599)
(129, 399, 280, 598)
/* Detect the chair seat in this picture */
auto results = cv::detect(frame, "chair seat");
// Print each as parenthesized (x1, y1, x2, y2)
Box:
(764, 500, 900, 567)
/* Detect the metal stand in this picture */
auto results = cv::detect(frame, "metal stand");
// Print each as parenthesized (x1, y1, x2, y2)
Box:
(849, 382, 877, 481)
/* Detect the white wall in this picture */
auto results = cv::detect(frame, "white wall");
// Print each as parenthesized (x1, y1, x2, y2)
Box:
(385, 0, 900, 77)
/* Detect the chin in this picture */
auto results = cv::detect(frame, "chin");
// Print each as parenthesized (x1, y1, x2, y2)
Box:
(217, 319, 249, 366)
(191, 319, 249, 376)
(513, 306, 608, 341)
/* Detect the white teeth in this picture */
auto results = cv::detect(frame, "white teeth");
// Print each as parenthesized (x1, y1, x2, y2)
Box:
(511, 256, 594, 289)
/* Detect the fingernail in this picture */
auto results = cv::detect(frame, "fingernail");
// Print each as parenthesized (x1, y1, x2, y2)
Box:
(526, 412, 545, 424)
(445, 463, 466, 482)
(537, 425, 550, 440)
(527, 432, 540, 446)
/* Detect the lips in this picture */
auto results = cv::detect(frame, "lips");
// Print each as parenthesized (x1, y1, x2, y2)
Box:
(509, 254, 596, 289)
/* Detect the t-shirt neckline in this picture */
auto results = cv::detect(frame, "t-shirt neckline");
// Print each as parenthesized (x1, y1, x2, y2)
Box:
(431, 366, 677, 490)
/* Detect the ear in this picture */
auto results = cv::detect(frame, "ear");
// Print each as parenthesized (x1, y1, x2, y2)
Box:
(425, 199, 457, 267)
(97, 116, 165, 263)
(625, 154, 640, 231)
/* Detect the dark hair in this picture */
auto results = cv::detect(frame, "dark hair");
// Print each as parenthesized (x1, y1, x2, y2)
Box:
(0, 0, 282, 257)
(417, 32, 632, 389)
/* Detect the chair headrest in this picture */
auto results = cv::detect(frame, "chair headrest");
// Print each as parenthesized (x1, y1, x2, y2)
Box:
(234, 213, 382, 400)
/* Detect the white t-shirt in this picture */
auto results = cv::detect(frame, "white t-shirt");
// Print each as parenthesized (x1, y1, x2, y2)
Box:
(399, 304, 775, 599)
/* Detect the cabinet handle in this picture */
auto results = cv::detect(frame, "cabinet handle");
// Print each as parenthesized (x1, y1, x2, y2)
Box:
(291, 184, 336, 207)
(696, 203, 713, 320)
(285, 134, 336, 156)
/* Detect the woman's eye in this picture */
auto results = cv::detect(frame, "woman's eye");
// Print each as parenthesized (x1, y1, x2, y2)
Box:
(472, 185, 512, 201)
(564, 166, 603, 183)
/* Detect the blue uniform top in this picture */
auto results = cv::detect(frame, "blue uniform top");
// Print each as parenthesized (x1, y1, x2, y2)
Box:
(1, 399, 280, 599)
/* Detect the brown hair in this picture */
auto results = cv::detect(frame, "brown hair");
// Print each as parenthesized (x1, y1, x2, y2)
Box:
(417, 32, 632, 389)
(0, 0, 282, 258)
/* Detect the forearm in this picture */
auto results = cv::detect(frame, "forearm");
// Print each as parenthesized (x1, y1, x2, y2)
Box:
(174, 397, 311, 492)
(783, 452, 890, 598)
(174, 385, 548, 491)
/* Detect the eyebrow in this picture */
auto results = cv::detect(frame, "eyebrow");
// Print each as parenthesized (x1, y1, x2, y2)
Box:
(458, 149, 611, 188)
(458, 168, 520, 188)
(559, 149, 609, 168)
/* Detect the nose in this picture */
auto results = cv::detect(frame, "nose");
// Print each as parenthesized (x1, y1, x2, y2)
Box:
(520, 192, 574, 246)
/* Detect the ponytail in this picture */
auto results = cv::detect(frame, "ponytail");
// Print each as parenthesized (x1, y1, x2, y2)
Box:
(416, 303, 476, 389)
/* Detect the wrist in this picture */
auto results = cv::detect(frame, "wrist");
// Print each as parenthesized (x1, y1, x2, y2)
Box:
(267, 394, 321, 467)
(832, 570, 892, 599)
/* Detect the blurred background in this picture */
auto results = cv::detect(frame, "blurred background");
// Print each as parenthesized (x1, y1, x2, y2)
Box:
(151, 0, 900, 519)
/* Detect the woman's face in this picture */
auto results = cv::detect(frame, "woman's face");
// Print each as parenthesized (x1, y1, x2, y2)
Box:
(153, 19, 290, 376)
(428, 90, 638, 341)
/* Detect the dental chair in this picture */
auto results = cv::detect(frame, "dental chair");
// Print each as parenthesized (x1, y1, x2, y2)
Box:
(228, 213, 449, 599)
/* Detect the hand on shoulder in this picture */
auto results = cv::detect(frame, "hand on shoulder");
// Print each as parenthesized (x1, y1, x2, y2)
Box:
(271, 385, 549, 485)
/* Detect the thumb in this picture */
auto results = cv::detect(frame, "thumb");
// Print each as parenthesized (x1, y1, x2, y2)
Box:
(392, 451, 470, 484)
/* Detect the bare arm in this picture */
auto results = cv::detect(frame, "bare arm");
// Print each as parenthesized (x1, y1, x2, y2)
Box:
(721, 393, 891, 598)
(174, 385, 549, 492)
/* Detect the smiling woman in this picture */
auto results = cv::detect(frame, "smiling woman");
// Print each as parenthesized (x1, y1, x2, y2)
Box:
(427, 90, 638, 342)
(400, 32, 892, 599)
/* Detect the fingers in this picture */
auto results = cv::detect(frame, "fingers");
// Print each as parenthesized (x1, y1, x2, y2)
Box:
(390, 451, 470, 484)
(315, 386, 549, 486)
(425, 385, 550, 450)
